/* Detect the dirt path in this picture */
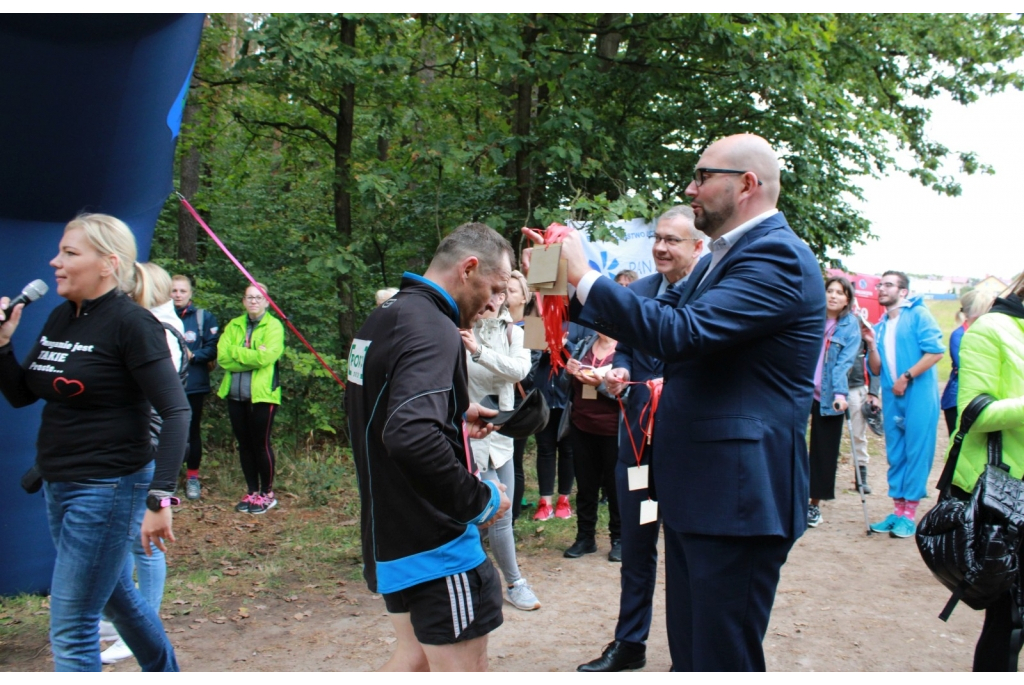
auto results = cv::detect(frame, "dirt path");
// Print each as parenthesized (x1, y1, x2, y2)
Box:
(3, 425, 984, 671)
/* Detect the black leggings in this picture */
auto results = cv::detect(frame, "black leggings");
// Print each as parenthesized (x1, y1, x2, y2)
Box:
(945, 406, 959, 437)
(808, 400, 846, 501)
(512, 437, 526, 520)
(535, 407, 574, 497)
(185, 393, 206, 471)
(228, 400, 278, 495)
(571, 426, 620, 542)
(974, 588, 1024, 671)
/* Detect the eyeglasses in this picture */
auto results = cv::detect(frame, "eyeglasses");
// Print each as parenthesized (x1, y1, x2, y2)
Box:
(875, 282, 901, 290)
(693, 168, 763, 187)
(244, 295, 265, 302)
(653, 235, 699, 246)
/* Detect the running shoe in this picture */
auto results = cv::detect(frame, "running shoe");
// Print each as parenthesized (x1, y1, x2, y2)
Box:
(533, 498, 554, 521)
(807, 504, 822, 528)
(99, 620, 118, 641)
(235, 493, 257, 513)
(506, 578, 541, 611)
(554, 494, 573, 519)
(890, 516, 916, 539)
(249, 492, 277, 515)
(869, 513, 900, 533)
(100, 637, 133, 664)
(185, 477, 201, 501)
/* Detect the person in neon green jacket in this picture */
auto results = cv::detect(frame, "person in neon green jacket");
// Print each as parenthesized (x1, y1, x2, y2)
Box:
(217, 283, 284, 515)
(949, 271, 1024, 671)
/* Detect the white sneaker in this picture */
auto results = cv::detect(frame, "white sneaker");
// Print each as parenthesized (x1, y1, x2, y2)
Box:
(98, 620, 118, 641)
(100, 637, 134, 664)
(506, 578, 541, 611)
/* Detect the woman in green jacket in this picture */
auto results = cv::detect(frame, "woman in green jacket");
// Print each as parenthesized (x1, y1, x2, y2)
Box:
(217, 283, 284, 515)
(950, 271, 1024, 671)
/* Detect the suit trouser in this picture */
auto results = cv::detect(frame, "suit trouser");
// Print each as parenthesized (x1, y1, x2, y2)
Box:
(613, 460, 661, 645)
(664, 527, 794, 671)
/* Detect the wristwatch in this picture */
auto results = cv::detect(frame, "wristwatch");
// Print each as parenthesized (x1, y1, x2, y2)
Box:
(146, 494, 181, 512)
(902, 371, 914, 382)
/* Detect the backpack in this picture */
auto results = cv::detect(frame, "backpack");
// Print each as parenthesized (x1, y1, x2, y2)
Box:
(150, 322, 190, 445)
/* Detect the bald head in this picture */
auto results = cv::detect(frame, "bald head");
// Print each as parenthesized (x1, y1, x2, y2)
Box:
(705, 134, 780, 204)
(686, 133, 781, 239)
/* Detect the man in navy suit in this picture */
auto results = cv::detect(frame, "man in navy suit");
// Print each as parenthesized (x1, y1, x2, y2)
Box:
(525, 134, 825, 671)
(577, 205, 706, 671)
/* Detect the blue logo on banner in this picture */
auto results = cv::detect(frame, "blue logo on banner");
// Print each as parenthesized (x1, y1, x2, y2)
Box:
(589, 251, 620, 276)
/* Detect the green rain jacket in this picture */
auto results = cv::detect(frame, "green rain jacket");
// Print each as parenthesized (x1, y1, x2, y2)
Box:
(216, 312, 284, 405)
(951, 294, 1024, 493)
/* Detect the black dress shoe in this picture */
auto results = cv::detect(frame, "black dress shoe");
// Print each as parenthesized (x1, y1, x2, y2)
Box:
(608, 538, 622, 562)
(577, 640, 647, 672)
(564, 538, 598, 558)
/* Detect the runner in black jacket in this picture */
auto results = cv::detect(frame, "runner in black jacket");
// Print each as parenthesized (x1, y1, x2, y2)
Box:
(346, 222, 513, 671)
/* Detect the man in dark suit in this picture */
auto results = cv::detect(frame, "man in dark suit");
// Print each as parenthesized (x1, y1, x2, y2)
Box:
(577, 205, 706, 672)
(525, 134, 825, 671)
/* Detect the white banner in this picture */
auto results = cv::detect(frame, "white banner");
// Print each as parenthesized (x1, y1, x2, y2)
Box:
(572, 218, 657, 280)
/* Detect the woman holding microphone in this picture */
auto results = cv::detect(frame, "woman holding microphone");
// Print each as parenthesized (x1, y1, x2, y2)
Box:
(0, 214, 188, 671)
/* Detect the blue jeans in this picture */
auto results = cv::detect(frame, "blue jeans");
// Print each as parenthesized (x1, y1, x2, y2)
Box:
(44, 464, 178, 672)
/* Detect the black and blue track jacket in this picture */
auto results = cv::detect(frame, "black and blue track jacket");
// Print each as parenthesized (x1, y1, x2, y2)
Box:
(345, 272, 501, 594)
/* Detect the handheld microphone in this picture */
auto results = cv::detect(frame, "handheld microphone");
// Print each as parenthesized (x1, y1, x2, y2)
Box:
(2, 279, 49, 321)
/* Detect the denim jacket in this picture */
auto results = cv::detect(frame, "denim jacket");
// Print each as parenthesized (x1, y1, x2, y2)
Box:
(819, 312, 861, 416)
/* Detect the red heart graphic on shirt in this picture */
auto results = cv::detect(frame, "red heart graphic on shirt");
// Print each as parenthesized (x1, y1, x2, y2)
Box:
(53, 377, 85, 398)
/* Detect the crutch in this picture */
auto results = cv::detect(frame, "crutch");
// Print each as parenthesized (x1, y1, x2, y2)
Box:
(845, 408, 872, 535)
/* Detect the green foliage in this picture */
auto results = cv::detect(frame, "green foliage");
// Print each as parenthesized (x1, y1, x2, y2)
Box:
(152, 13, 1024, 447)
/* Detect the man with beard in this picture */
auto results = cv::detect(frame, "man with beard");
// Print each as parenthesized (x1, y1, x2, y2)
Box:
(346, 223, 513, 671)
(524, 134, 825, 671)
(861, 271, 944, 539)
(577, 205, 706, 671)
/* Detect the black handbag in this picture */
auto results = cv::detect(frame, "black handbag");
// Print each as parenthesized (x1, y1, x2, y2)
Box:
(916, 394, 1024, 625)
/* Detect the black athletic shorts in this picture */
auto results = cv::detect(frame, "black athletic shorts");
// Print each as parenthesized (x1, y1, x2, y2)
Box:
(382, 559, 503, 645)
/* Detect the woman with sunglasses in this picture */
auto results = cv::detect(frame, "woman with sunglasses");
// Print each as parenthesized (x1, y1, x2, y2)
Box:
(217, 283, 284, 514)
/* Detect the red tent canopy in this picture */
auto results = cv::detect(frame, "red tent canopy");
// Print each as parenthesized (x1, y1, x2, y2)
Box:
(827, 269, 883, 325)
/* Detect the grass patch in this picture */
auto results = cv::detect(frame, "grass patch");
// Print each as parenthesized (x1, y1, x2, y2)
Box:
(926, 298, 962, 385)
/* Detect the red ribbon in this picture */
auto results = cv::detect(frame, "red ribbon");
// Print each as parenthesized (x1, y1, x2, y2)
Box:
(532, 223, 572, 374)
(177, 195, 346, 390)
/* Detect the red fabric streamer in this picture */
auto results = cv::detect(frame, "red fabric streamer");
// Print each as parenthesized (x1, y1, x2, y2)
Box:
(177, 194, 346, 390)
(534, 223, 572, 374)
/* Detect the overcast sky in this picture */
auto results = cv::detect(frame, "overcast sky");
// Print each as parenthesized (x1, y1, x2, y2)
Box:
(834, 86, 1023, 282)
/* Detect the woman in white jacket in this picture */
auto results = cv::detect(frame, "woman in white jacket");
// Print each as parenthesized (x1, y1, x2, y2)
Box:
(101, 262, 188, 663)
(461, 289, 540, 611)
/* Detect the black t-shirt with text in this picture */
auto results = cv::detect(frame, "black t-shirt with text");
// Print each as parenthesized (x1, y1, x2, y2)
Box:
(20, 289, 171, 482)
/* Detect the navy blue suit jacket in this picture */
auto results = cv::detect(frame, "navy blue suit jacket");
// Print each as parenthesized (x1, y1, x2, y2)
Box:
(575, 212, 825, 539)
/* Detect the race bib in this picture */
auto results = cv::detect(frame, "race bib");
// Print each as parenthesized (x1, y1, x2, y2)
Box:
(347, 338, 371, 385)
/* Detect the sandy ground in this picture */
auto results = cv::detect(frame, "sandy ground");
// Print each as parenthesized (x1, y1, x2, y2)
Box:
(2, 424, 984, 671)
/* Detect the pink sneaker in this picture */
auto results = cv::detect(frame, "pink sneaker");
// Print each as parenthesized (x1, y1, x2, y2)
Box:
(554, 495, 573, 519)
(533, 499, 554, 521)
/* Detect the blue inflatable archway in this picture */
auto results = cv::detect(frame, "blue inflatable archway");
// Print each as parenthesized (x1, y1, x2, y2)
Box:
(0, 14, 205, 595)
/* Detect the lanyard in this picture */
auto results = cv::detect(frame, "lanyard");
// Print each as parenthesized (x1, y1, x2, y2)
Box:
(617, 378, 664, 468)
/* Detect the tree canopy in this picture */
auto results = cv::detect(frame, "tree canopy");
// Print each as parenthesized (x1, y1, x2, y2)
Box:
(154, 13, 1024, 442)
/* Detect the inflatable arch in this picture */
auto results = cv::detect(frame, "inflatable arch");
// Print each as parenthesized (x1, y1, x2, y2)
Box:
(0, 14, 205, 595)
